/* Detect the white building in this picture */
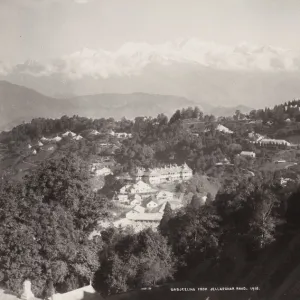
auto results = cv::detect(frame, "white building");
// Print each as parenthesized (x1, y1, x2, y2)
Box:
(118, 194, 129, 203)
(156, 191, 174, 201)
(74, 135, 83, 141)
(53, 136, 62, 142)
(131, 205, 146, 214)
(41, 136, 48, 142)
(32, 149, 37, 155)
(215, 158, 230, 166)
(280, 177, 293, 187)
(119, 181, 157, 196)
(129, 194, 142, 206)
(38, 141, 43, 147)
(62, 131, 76, 138)
(109, 130, 132, 139)
(89, 130, 101, 136)
(275, 160, 287, 164)
(258, 139, 291, 147)
(28, 144, 32, 149)
(146, 200, 159, 209)
(240, 151, 256, 158)
(125, 212, 163, 222)
(92, 167, 113, 177)
(216, 124, 233, 134)
(143, 163, 193, 185)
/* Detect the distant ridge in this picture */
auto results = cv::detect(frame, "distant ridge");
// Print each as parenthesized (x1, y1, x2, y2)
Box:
(0, 81, 201, 131)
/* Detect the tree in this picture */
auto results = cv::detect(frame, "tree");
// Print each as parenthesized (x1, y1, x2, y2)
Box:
(206, 192, 214, 204)
(0, 155, 107, 297)
(214, 176, 282, 251)
(159, 202, 173, 236)
(169, 110, 181, 124)
(94, 229, 175, 296)
(189, 195, 203, 209)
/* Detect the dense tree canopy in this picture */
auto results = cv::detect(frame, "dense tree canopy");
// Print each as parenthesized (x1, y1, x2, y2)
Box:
(0, 155, 109, 297)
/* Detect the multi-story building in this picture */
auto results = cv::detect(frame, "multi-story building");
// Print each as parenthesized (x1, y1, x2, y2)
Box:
(240, 151, 256, 158)
(257, 138, 291, 147)
(134, 163, 193, 185)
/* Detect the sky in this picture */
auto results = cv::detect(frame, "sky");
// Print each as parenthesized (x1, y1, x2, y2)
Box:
(1, 0, 300, 63)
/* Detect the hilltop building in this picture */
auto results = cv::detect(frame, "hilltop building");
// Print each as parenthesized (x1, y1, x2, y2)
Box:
(89, 130, 100, 136)
(74, 135, 83, 141)
(215, 158, 231, 166)
(216, 124, 233, 134)
(109, 130, 132, 139)
(240, 151, 256, 158)
(254, 138, 291, 147)
(91, 166, 113, 177)
(62, 131, 76, 138)
(40, 136, 62, 143)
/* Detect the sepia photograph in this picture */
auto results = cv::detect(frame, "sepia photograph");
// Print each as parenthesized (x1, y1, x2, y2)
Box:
(1, 0, 300, 299)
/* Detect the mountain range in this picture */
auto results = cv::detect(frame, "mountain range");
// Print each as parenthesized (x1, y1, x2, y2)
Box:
(1, 39, 300, 108)
(0, 81, 253, 132)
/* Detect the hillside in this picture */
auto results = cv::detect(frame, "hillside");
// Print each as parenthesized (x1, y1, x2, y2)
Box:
(67, 92, 200, 120)
(0, 81, 200, 131)
(0, 81, 75, 131)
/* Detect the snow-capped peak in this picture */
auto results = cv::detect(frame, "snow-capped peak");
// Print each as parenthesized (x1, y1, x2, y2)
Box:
(2, 39, 300, 79)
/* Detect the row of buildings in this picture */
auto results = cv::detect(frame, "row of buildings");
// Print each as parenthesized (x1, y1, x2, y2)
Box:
(117, 163, 193, 185)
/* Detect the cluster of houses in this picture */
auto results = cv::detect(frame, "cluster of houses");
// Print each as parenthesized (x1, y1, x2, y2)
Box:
(113, 164, 192, 224)
(27, 128, 133, 156)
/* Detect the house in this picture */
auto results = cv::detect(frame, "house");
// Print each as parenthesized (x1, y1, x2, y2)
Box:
(156, 190, 174, 201)
(44, 145, 55, 151)
(125, 212, 163, 222)
(240, 151, 256, 158)
(146, 199, 159, 209)
(131, 205, 146, 214)
(89, 130, 100, 136)
(52, 136, 62, 142)
(62, 131, 76, 138)
(28, 144, 32, 149)
(32, 149, 37, 155)
(258, 138, 291, 147)
(74, 135, 83, 141)
(94, 167, 112, 176)
(117, 194, 129, 204)
(216, 124, 233, 134)
(280, 177, 292, 187)
(215, 158, 230, 166)
(38, 141, 43, 147)
(119, 181, 157, 196)
(275, 160, 287, 164)
(41, 136, 49, 142)
(109, 130, 132, 139)
(116, 172, 135, 183)
(129, 194, 142, 206)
